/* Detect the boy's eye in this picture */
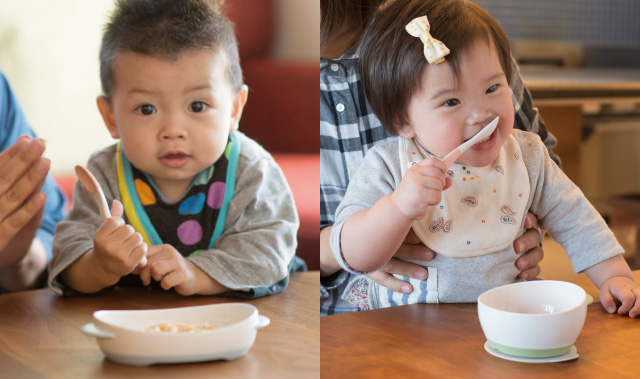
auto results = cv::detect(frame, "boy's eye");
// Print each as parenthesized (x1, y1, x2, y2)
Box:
(136, 104, 156, 115)
(188, 101, 208, 113)
(486, 84, 498, 94)
(443, 99, 460, 107)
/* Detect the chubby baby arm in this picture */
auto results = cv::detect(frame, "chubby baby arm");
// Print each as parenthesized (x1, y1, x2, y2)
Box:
(138, 244, 228, 296)
(599, 276, 640, 317)
(585, 254, 640, 317)
(60, 200, 147, 293)
(340, 158, 450, 273)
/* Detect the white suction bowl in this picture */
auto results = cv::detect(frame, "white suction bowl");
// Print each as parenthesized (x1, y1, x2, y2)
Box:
(82, 303, 270, 366)
(477, 280, 587, 358)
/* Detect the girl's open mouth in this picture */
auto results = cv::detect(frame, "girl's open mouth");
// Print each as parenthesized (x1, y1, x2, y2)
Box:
(470, 128, 497, 151)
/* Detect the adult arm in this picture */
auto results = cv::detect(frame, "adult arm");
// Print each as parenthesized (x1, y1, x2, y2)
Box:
(320, 226, 340, 276)
(509, 58, 558, 279)
(0, 71, 66, 292)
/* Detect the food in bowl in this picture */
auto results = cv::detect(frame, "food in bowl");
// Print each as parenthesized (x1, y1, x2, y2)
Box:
(477, 280, 587, 358)
(143, 322, 219, 333)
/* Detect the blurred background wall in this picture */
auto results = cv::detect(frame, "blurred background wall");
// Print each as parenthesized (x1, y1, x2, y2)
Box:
(0, 0, 319, 175)
(479, 0, 640, 67)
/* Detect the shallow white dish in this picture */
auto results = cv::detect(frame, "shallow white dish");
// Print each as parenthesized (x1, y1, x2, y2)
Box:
(484, 342, 578, 363)
(82, 303, 269, 366)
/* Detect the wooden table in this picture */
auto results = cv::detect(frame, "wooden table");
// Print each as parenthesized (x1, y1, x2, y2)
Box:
(321, 271, 640, 378)
(0, 271, 319, 378)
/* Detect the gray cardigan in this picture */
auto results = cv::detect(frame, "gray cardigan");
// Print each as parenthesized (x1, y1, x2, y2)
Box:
(49, 132, 299, 296)
(331, 130, 622, 306)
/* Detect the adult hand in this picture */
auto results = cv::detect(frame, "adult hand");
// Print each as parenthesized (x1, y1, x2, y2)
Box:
(367, 211, 545, 293)
(514, 212, 544, 280)
(366, 229, 434, 294)
(0, 136, 50, 268)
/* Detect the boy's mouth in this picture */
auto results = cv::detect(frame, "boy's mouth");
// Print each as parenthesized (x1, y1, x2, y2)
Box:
(160, 152, 190, 167)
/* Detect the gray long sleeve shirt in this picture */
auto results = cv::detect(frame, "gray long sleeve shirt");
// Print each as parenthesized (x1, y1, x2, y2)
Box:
(331, 130, 622, 306)
(48, 132, 298, 296)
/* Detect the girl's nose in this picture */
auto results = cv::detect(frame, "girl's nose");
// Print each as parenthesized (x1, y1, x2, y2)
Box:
(466, 106, 494, 128)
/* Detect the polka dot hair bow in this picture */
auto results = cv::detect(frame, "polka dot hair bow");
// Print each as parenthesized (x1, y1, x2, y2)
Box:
(405, 16, 450, 64)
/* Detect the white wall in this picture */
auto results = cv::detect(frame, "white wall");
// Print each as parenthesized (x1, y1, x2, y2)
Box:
(0, 0, 116, 175)
(0, 0, 318, 175)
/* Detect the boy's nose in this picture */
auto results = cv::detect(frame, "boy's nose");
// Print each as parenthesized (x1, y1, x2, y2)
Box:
(160, 120, 187, 140)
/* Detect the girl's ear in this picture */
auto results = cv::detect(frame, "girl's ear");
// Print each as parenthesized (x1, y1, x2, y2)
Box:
(229, 85, 249, 132)
(396, 122, 416, 138)
(97, 96, 120, 139)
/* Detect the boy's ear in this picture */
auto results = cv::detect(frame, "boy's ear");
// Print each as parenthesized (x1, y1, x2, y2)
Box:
(229, 84, 248, 132)
(97, 96, 120, 139)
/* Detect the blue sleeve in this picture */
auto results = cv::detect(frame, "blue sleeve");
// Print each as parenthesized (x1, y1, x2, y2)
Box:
(0, 70, 67, 261)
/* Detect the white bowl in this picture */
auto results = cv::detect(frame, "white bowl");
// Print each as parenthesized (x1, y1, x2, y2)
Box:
(82, 303, 269, 366)
(477, 280, 587, 358)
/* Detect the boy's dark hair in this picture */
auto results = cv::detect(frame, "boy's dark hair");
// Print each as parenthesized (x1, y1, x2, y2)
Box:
(359, 0, 512, 134)
(320, 0, 387, 53)
(99, 0, 242, 101)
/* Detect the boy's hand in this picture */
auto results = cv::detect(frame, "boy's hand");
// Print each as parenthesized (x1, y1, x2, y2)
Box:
(392, 158, 451, 220)
(599, 276, 640, 318)
(138, 244, 198, 295)
(91, 200, 148, 283)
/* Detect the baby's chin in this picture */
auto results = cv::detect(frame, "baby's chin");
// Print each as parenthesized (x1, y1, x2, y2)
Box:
(457, 153, 500, 168)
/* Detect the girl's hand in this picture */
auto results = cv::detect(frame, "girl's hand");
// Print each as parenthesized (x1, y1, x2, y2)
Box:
(139, 244, 198, 295)
(91, 200, 147, 283)
(599, 276, 640, 318)
(392, 158, 451, 220)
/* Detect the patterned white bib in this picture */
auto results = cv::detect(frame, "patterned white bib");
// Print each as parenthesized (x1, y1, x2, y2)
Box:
(399, 132, 530, 258)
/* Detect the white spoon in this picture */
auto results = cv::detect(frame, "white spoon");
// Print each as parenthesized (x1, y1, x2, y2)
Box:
(441, 116, 499, 169)
(75, 165, 111, 220)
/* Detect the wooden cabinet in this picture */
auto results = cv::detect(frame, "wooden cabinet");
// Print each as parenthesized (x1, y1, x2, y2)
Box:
(537, 105, 584, 186)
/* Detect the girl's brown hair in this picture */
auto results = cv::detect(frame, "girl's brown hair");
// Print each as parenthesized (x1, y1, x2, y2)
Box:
(359, 0, 512, 134)
(320, 0, 388, 53)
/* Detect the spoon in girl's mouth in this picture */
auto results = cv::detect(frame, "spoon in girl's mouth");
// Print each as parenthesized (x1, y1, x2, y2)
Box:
(75, 165, 111, 220)
(441, 116, 499, 169)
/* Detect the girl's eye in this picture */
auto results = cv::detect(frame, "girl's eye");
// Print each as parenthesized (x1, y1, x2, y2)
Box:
(486, 84, 498, 94)
(443, 99, 460, 107)
(136, 104, 156, 115)
(188, 101, 208, 113)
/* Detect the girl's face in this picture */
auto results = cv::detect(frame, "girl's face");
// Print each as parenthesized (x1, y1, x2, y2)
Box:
(398, 38, 514, 168)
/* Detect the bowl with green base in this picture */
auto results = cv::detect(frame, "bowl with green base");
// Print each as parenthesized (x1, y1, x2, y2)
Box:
(478, 280, 587, 359)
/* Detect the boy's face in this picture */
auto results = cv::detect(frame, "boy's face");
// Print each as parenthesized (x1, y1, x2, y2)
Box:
(98, 50, 247, 199)
(399, 38, 514, 168)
